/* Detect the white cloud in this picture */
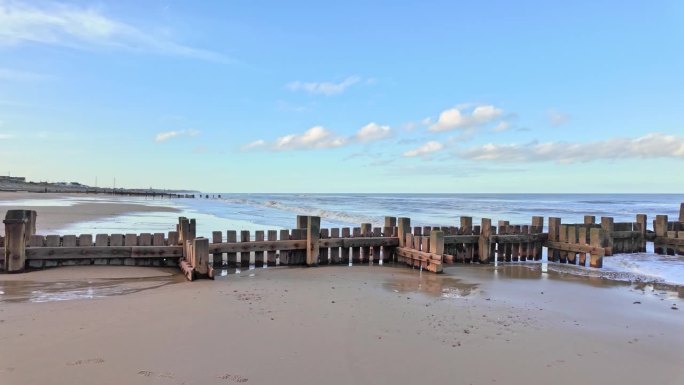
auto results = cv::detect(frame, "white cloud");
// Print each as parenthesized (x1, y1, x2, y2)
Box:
(0, 133, 13, 140)
(154, 129, 199, 142)
(429, 104, 503, 132)
(241, 139, 266, 151)
(459, 133, 684, 163)
(286, 76, 361, 96)
(493, 121, 510, 132)
(355, 123, 391, 142)
(403, 141, 444, 158)
(548, 108, 570, 127)
(274, 126, 347, 150)
(0, 1, 225, 61)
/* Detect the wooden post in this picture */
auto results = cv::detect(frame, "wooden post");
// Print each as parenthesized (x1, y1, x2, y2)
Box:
(306, 216, 321, 266)
(479, 218, 491, 263)
(193, 237, 210, 278)
(398, 217, 410, 247)
(531, 216, 544, 260)
(278, 229, 289, 265)
(382, 226, 392, 263)
(319, 228, 329, 265)
(558, 224, 568, 263)
(600, 217, 614, 256)
(430, 230, 444, 256)
(584, 215, 596, 225)
(680, 203, 684, 223)
(372, 227, 381, 263)
(295, 215, 308, 264)
(654, 215, 668, 254)
(341, 227, 351, 264)
(212, 231, 223, 267)
(3, 218, 27, 273)
(189, 219, 197, 240)
(578, 226, 588, 266)
(267, 230, 277, 266)
(460, 217, 473, 262)
(567, 225, 577, 265)
(240, 230, 251, 268)
(548, 217, 561, 262)
(589, 228, 605, 268)
(384, 216, 397, 234)
(255, 230, 265, 267)
(352, 227, 361, 264)
(226, 230, 237, 267)
(330, 228, 340, 264)
(360, 223, 371, 263)
(179, 217, 190, 246)
(635, 215, 647, 252)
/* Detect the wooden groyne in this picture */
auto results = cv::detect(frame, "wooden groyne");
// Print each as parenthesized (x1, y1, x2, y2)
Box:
(2, 203, 683, 279)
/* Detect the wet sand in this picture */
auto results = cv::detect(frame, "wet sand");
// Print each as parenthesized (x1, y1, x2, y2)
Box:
(0, 264, 682, 385)
(0, 192, 178, 235)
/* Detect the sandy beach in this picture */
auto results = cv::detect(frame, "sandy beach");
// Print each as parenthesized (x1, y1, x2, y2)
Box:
(1, 193, 683, 385)
(0, 192, 179, 236)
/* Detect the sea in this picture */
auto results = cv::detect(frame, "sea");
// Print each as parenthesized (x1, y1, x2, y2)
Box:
(3, 193, 683, 286)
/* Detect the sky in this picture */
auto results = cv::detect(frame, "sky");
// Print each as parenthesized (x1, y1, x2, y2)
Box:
(0, 0, 683, 193)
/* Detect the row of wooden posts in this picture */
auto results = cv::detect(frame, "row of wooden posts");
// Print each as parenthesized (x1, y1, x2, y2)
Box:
(2, 204, 684, 279)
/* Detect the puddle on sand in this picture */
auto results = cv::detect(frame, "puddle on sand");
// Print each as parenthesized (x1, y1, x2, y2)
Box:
(0, 275, 185, 303)
(384, 272, 479, 299)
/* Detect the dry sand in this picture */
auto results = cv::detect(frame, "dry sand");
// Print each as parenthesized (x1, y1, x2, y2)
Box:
(0, 193, 683, 385)
(0, 192, 178, 235)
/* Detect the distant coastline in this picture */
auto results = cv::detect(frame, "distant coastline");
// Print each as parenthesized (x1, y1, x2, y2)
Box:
(0, 176, 197, 196)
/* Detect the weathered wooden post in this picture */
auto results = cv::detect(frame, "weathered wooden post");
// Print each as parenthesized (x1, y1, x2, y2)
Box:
(398, 217, 410, 247)
(654, 215, 668, 254)
(3, 213, 27, 273)
(600, 217, 614, 256)
(584, 215, 596, 225)
(193, 237, 210, 278)
(589, 228, 605, 268)
(531, 216, 544, 260)
(460, 217, 473, 262)
(360, 223, 372, 263)
(478, 218, 491, 263)
(636, 214, 647, 252)
(548, 217, 561, 262)
(680, 203, 684, 222)
(227, 230, 238, 267)
(306, 216, 320, 266)
(430, 229, 444, 256)
(212, 231, 223, 267)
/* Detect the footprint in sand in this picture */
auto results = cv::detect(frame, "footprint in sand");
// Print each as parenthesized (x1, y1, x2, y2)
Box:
(66, 358, 105, 366)
(217, 373, 249, 383)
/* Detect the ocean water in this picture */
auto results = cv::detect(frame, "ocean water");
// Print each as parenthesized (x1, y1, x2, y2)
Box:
(15, 193, 684, 286)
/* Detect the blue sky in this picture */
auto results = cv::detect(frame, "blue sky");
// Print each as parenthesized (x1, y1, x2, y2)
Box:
(0, 0, 683, 192)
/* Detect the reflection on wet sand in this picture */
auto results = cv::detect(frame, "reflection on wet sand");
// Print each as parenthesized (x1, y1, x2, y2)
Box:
(384, 271, 479, 298)
(463, 263, 684, 299)
(0, 275, 185, 303)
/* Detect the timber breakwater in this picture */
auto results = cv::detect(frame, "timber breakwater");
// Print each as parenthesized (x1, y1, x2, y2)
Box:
(2, 203, 683, 280)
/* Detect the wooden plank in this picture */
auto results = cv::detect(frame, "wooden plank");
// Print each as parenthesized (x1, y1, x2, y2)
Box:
(319, 228, 329, 265)
(330, 228, 340, 264)
(589, 228, 606, 267)
(531, 216, 544, 260)
(544, 241, 605, 256)
(636, 214, 647, 252)
(341, 228, 351, 264)
(278, 229, 290, 265)
(306, 217, 321, 266)
(520, 225, 529, 260)
(255, 231, 265, 267)
(460, 217, 473, 263)
(226, 230, 237, 267)
(584, 215, 596, 224)
(240, 230, 251, 268)
(654, 215, 668, 254)
(194, 238, 209, 277)
(567, 225, 577, 265)
(291, 229, 305, 265)
(444, 235, 480, 244)
(352, 227, 361, 264)
(548, 217, 561, 262)
(267, 230, 277, 266)
(26, 246, 183, 259)
(578, 227, 588, 266)
(395, 247, 443, 273)
(511, 225, 520, 262)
